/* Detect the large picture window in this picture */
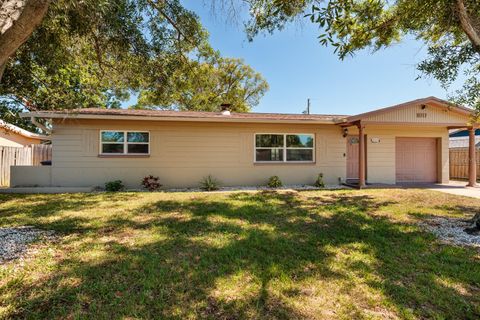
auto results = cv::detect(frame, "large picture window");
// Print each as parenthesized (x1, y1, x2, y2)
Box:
(100, 131, 149, 155)
(255, 134, 314, 162)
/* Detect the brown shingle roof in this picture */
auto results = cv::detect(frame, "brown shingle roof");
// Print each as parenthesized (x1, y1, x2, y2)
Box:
(27, 108, 348, 122)
(21, 96, 475, 126)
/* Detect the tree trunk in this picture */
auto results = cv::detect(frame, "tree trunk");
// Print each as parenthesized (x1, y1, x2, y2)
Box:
(455, 0, 480, 233)
(472, 212, 480, 226)
(456, 0, 480, 53)
(0, 0, 51, 82)
(465, 212, 480, 234)
(0, 62, 6, 81)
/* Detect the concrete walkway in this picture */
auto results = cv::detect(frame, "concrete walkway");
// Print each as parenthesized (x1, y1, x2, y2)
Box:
(428, 181, 480, 199)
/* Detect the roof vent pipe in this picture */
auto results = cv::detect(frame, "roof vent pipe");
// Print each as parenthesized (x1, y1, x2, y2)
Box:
(220, 103, 232, 116)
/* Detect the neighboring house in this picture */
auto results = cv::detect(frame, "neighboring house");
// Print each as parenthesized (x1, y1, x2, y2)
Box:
(449, 129, 480, 149)
(11, 97, 477, 189)
(0, 120, 50, 147)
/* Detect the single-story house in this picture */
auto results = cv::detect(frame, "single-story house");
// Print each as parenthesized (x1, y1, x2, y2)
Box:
(450, 128, 480, 149)
(11, 96, 479, 189)
(0, 120, 50, 147)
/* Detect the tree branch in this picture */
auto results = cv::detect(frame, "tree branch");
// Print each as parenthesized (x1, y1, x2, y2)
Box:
(0, 0, 51, 82)
(145, 0, 199, 79)
(0, 62, 6, 81)
(456, 0, 480, 52)
(146, 0, 191, 43)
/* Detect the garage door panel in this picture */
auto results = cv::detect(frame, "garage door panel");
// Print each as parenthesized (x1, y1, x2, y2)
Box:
(396, 138, 437, 183)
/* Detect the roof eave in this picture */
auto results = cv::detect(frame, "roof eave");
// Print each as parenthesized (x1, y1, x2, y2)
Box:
(26, 134, 50, 140)
(344, 97, 473, 123)
(0, 119, 50, 140)
(22, 112, 339, 125)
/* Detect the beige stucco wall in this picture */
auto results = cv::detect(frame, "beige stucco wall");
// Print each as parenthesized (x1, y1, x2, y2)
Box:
(17, 119, 453, 189)
(48, 119, 347, 188)
(363, 103, 468, 124)
(10, 166, 52, 187)
(349, 125, 450, 184)
(0, 130, 42, 147)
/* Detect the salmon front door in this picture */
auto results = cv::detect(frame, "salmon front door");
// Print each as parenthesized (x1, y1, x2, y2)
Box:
(346, 136, 359, 181)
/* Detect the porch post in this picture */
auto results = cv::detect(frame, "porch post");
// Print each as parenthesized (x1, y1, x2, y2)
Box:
(358, 122, 366, 189)
(468, 127, 477, 187)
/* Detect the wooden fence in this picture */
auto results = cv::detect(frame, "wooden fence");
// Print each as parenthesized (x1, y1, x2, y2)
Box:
(31, 144, 52, 166)
(0, 144, 52, 187)
(449, 148, 480, 180)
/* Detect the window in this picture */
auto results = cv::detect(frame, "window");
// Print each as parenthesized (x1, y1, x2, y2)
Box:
(100, 131, 149, 155)
(255, 134, 314, 162)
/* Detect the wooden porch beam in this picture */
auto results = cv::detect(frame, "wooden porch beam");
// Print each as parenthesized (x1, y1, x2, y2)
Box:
(358, 122, 366, 189)
(468, 127, 477, 187)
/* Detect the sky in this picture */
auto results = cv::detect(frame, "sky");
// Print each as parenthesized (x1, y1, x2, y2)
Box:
(140, 1, 461, 116)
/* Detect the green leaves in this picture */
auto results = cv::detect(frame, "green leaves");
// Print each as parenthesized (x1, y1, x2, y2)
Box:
(1, 0, 269, 125)
(135, 50, 269, 112)
(238, 0, 480, 108)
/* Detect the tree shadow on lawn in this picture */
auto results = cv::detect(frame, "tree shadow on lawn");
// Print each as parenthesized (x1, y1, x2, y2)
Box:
(433, 204, 480, 218)
(0, 193, 139, 232)
(3, 191, 480, 319)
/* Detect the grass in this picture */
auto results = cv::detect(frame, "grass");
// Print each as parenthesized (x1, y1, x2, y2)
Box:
(0, 189, 480, 319)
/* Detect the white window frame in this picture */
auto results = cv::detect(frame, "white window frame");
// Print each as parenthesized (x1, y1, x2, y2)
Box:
(254, 133, 315, 163)
(99, 130, 150, 155)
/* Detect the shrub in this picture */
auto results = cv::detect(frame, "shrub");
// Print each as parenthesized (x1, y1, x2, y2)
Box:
(142, 175, 162, 191)
(105, 180, 124, 192)
(267, 175, 283, 188)
(314, 173, 325, 188)
(200, 175, 220, 191)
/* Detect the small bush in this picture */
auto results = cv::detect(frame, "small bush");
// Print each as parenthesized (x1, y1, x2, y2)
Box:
(314, 173, 325, 188)
(267, 176, 283, 188)
(142, 175, 162, 191)
(200, 175, 220, 191)
(105, 180, 124, 192)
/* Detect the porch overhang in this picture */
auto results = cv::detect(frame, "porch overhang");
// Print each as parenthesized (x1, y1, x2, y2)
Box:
(334, 97, 476, 189)
(338, 121, 474, 128)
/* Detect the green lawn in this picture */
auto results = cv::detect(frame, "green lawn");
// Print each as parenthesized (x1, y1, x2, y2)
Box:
(1, 189, 480, 319)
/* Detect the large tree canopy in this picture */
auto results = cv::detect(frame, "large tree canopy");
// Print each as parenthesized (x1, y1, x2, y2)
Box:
(0, 0, 268, 129)
(5, 0, 480, 122)
(228, 0, 480, 109)
(135, 46, 268, 112)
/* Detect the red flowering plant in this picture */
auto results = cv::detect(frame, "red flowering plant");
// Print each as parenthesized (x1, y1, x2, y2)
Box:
(141, 175, 162, 191)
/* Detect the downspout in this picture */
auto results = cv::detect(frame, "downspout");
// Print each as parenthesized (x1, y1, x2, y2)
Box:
(30, 116, 52, 134)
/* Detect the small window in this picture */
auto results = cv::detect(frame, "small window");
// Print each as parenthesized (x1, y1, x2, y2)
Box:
(255, 134, 314, 162)
(100, 131, 149, 155)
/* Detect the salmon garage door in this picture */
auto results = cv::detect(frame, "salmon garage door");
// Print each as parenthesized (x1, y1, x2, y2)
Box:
(396, 138, 438, 183)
